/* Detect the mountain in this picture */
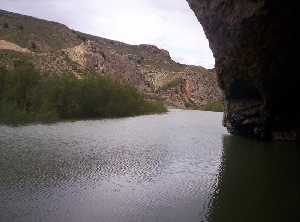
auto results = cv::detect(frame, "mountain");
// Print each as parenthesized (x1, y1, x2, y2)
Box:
(0, 9, 222, 109)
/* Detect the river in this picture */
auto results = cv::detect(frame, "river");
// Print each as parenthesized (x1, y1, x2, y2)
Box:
(0, 110, 299, 222)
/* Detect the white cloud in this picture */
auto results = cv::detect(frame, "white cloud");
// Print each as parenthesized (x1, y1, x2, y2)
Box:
(0, 0, 215, 68)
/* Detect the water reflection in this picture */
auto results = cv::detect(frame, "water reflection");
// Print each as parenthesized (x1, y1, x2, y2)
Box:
(208, 135, 300, 222)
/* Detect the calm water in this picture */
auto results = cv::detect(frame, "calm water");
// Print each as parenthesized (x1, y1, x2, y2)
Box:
(0, 110, 299, 222)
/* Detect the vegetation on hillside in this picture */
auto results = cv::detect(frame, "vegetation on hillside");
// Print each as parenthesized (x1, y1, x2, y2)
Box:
(0, 61, 167, 125)
(200, 101, 224, 112)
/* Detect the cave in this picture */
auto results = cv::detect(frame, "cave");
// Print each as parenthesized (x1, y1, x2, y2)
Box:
(186, 0, 298, 140)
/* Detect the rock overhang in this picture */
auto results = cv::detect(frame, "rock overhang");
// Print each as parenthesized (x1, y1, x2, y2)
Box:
(186, 0, 298, 140)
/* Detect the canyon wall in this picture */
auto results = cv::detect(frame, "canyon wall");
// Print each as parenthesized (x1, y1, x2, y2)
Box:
(187, 0, 298, 140)
(0, 9, 222, 110)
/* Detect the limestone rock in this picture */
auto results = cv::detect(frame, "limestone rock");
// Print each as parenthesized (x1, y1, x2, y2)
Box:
(0, 40, 31, 53)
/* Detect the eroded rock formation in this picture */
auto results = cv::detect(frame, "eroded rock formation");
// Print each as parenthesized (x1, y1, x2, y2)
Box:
(187, 0, 298, 140)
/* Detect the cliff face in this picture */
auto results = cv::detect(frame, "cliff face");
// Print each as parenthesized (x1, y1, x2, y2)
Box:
(0, 10, 222, 109)
(187, 0, 298, 140)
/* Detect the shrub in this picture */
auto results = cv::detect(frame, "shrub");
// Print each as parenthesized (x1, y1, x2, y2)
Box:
(3, 23, 9, 28)
(77, 34, 86, 42)
(0, 62, 167, 124)
(184, 100, 198, 109)
(201, 101, 224, 112)
(17, 24, 24, 31)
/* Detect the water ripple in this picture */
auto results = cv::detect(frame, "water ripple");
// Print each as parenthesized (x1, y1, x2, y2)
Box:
(0, 110, 227, 222)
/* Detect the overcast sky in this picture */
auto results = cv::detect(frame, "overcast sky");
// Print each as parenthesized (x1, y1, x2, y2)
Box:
(1, 0, 215, 68)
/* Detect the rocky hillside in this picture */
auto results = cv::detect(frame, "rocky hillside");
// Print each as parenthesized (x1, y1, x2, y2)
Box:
(0, 9, 222, 109)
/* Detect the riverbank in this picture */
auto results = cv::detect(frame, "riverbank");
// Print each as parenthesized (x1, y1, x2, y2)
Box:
(167, 100, 224, 113)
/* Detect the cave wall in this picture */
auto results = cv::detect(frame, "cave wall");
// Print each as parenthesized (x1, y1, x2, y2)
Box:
(186, 0, 298, 140)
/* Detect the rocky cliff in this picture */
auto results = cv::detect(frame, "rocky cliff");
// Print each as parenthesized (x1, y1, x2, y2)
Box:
(0, 9, 222, 109)
(187, 0, 298, 140)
